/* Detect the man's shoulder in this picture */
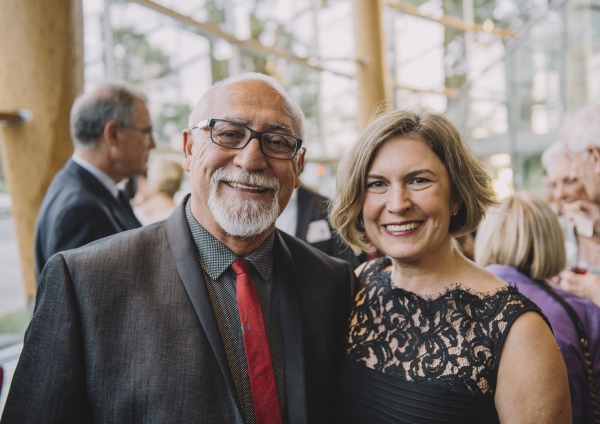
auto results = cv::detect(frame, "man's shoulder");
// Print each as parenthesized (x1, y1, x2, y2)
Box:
(43, 163, 104, 207)
(62, 221, 168, 260)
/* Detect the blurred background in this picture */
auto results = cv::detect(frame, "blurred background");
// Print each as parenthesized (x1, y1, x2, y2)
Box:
(0, 0, 599, 408)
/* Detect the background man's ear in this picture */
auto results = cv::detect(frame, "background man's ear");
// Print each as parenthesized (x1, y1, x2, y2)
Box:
(104, 121, 121, 148)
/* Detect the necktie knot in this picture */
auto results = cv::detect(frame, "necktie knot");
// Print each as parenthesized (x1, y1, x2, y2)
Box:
(231, 258, 251, 275)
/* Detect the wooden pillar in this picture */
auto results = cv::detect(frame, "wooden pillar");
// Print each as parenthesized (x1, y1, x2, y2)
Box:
(0, 0, 84, 301)
(353, 0, 390, 131)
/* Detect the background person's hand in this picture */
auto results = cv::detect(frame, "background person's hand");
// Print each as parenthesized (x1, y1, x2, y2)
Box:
(559, 269, 600, 298)
(564, 199, 600, 238)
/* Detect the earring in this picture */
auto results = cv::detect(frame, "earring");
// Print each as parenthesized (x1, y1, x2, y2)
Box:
(453, 210, 458, 216)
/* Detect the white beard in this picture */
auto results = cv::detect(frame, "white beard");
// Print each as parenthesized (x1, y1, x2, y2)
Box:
(208, 167, 281, 239)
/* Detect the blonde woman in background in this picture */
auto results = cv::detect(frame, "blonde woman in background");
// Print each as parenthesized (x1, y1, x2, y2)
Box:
(133, 157, 184, 225)
(330, 108, 570, 423)
(476, 192, 600, 424)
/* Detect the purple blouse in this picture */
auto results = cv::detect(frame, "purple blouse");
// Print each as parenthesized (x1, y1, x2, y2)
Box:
(488, 264, 600, 424)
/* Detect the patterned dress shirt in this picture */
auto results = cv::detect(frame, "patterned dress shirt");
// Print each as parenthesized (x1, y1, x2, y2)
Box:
(185, 200, 287, 424)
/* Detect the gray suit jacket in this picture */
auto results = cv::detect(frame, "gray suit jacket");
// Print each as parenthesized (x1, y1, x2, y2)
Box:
(2, 199, 356, 423)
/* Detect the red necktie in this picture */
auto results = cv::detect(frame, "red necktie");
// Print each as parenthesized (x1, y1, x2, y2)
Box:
(231, 258, 282, 424)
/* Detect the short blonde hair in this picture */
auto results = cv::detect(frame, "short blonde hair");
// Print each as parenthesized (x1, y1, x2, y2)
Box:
(475, 192, 566, 280)
(147, 157, 184, 197)
(330, 108, 496, 254)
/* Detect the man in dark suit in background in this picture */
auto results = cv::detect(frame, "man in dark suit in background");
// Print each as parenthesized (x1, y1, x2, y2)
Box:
(276, 184, 363, 268)
(3, 73, 356, 423)
(33, 85, 155, 278)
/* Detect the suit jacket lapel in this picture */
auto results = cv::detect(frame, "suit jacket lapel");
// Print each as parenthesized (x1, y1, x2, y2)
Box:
(274, 230, 308, 424)
(165, 200, 242, 417)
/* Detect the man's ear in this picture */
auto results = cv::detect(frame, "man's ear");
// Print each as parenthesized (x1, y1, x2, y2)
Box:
(589, 146, 600, 175)
(103, 121, 121, 148)
(294, 147, 306, 189)
(182, 129, 193, 172)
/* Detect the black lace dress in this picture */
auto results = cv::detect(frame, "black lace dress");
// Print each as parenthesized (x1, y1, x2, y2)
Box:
(336, 258, 548, 424)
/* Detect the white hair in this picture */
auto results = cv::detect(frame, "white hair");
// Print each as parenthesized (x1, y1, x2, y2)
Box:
(188, 72, 305, 139)
(563, 104, 600, 154)
(207, 167, 282, 239)
(541, 141, 568, 174)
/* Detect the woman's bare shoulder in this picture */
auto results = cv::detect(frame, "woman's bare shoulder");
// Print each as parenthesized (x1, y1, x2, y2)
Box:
(454, 257, 508, 294)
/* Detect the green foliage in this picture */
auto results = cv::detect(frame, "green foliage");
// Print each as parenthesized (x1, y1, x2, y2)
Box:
(106, 22, 185, 145)
(154, 103, 193, 146)
(112, 26, 172, 83)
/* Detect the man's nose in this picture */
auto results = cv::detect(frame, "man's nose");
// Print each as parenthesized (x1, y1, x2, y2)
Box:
(233, 137, 268, 171)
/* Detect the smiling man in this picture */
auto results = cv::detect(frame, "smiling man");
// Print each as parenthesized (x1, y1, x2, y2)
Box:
(33, 85, 155, 278)
(2, 73, 356, 424)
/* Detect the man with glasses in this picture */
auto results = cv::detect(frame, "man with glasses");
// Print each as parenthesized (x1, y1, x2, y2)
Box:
(3, 73, 356, 424)
(32, 84, 155, 278)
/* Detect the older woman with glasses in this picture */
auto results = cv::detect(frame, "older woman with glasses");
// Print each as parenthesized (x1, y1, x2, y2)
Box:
(330, 109, 570, 423)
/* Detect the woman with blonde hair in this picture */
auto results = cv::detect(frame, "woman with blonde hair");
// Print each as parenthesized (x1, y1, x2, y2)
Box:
(330, 108, 570, 423)
(476, 191, 600, 424)
(133, 156, 184, 225)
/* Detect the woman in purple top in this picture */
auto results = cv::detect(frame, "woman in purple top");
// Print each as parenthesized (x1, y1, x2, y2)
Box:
(476, 191, 600, 424)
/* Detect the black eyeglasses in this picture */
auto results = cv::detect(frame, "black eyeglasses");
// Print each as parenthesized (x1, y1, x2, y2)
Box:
(191, 118, 303, 160)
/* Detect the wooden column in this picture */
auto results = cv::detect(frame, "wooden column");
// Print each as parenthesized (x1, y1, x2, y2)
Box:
(353, 0, 390, 131)
(0, 0, 84, 301)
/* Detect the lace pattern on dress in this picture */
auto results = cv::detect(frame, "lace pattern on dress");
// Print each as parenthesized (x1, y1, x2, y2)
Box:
(346, 257, 539, 396)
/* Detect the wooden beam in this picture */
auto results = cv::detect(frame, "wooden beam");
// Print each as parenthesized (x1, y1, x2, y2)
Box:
(0, 110, 31, 125)
(129, 0, 355, 79)
(386, 0, 515, 38)
(0, 0, 83, 301)
(353, 0, 390, 131)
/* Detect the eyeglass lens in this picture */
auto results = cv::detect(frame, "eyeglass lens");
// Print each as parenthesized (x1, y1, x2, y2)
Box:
(211, 121, 297, 159)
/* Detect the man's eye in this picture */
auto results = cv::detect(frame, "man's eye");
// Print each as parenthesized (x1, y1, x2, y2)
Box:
(219, 131, 243, 138)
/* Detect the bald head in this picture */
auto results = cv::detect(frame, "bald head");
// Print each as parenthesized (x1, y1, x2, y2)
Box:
(188, 73, 305, 140)
(71, 84, 147, 149)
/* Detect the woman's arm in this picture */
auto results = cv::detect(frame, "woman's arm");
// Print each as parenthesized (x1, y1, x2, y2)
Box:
(495, 311, 572, 423)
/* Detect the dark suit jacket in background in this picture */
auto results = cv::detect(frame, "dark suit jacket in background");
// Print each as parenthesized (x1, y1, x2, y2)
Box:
(3, 199, 356, 423)
(296, 185, 363, 269)
(34, 158, 141, 278)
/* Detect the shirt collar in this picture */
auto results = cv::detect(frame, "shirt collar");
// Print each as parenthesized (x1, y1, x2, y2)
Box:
(72, 153, 119, 198)
(184, 199, 274, 281)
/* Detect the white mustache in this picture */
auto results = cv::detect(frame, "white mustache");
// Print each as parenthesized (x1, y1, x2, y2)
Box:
(211, 167, 281, 192)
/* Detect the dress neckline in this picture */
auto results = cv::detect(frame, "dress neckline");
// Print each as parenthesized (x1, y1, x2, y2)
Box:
(371, 258, 512, 302)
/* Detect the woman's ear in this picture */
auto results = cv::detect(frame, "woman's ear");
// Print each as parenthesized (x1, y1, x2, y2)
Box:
(451, 195, 463, 216)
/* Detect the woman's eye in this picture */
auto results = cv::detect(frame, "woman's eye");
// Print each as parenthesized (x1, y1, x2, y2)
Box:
(410, 177, 429, 184)
(366, 181, 385, 189)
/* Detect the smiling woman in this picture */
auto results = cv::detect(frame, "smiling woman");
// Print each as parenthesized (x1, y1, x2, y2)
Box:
(330, 108, 572, 423)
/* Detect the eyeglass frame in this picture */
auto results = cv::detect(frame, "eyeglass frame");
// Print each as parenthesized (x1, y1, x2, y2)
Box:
(191, 118, 303, 160)
(120, 124, 154, 140)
